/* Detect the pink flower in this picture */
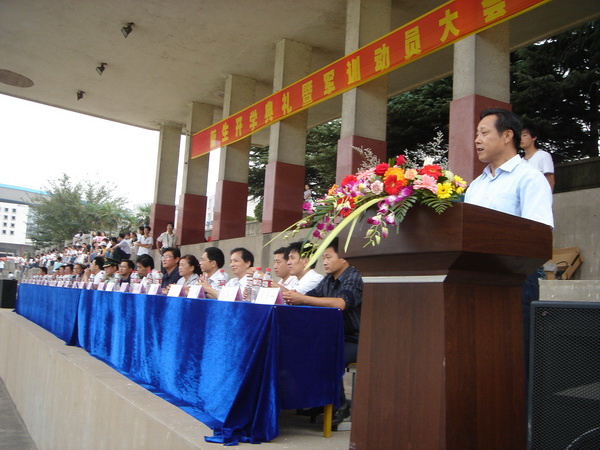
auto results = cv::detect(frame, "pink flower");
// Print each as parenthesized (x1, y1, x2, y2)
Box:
(384, 213, 396, 225)
(414, 174, 438, 193)
(395, 155, 406, 166)
(356, 168, 375, 181)
(303, 202, 313, 212)
(313, 229, 322, 239)
(367, 215, 381, 225)
(370, 180, 384, 195)
(381, 226, 389, 238)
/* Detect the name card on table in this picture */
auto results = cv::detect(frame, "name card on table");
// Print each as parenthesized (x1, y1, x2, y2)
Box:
(87, 282, 94, 290)
(187, 285, 206, 299)
(105, 282, 118, 292)
(147, 284, 161, 296)
(96, 282, 107, 291)
(119, 283, 129, 293)
(167, 284, 185, 297)
(76, 281, 86, 289)
(131, 283, 145, 294)
(57, 281, 65, 288)
(255, 288, 285, 305)
(50, 281, 57, 287)
(218, 286, 242, 302)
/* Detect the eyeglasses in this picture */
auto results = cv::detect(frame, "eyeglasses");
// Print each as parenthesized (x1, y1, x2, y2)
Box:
(161, 255, 173, 259)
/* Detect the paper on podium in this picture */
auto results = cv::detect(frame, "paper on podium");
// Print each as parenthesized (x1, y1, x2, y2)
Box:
(218, 286, 243, 302)
(119, 283, 130, 293)
(147, 284, 161, 296)
(255, 287, 284, 305)
(167, 284, 185, 297)
(96, 282, 107, 291)
(131, 283, 145, 294)
(105, 282, 117, 292)
(187, 285, 206, 299)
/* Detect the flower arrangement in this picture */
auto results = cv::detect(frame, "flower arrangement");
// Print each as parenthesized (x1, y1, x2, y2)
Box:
(280, 139, 468, 266)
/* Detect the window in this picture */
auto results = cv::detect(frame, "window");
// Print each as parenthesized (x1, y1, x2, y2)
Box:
(1, 230, 5, 235)
(11, 208, 16, 213)
(2, 215, 7, 220)
(3, 208, 7, 212)
(9, 230, 14, 235)
(2, 222, 6, 227)
(11, 216, 15, 221)
(10, 223, 15, 228)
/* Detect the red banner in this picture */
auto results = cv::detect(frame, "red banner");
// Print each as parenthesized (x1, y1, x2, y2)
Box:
(192, 0, 549, 158)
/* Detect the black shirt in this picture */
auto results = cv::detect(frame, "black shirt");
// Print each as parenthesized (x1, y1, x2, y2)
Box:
(307, 265, 363, 338)
(161, 266, 181, 288)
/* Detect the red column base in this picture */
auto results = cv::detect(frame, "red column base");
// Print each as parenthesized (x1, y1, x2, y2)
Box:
(336, 135, 387, 183)
(176, 193, 207, 245)
(212, 180, 248, 241)
(262, 161, 305, 234)
(150, 204, 176, 250)
(449, 94, 512, 183)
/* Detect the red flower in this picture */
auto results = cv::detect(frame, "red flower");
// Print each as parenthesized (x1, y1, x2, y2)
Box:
(338, 197, 356, 217)
(375, 163, 389, 176)
(341, 175, 357, 186)
(384, 175, 404, 195)
(395, 155, 406, 166)
(419, 164, 443, 179)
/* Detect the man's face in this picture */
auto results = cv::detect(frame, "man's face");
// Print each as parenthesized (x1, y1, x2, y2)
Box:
(475, 114, 513, 167)
(322, 248, 346, 278)
(161, 251, 179, 271)
(273, 253, 289, 278)
(229, 251, 250, 278)
(65, 266, 72, 275)
(520, 130, 536, 150)
(144, 227, 150, 236)
(136, 262, 150, 277)
(167, 223, 173, 233)
(286, 250, 307, 277)
(200, 252, 215, 274)
(73, 265, 83, 275)
(90, 260, 100, 274)
(105, 265, 117, 276)
(119, 262, 132, 278)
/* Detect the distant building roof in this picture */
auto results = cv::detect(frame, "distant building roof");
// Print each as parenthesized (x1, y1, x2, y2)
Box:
(0, 184, 48, 205)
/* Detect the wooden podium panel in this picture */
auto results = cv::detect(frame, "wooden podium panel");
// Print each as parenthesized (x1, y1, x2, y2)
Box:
(342, 204, 552, 450)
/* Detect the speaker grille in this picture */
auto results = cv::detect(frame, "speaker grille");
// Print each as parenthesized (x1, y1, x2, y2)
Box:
(529, 302, 600, 450)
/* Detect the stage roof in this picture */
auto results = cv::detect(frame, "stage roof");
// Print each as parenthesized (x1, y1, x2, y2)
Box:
(1, 0, 598, 145)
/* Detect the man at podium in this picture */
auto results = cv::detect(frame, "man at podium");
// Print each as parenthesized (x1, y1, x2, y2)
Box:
(465, 107, 554, 369)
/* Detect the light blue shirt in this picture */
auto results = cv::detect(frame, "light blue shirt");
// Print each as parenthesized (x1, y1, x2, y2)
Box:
(465, 155, 553, 228)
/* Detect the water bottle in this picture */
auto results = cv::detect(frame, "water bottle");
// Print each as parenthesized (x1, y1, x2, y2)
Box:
(217, 269, 227, 291)
(243, 272, 253, 301)
(131, 271, 140, 284)
(262, 268, 273, 288)
(153, 270, 163, 285)
(114, 273, 122, 285)
(251, 268, 262, 302)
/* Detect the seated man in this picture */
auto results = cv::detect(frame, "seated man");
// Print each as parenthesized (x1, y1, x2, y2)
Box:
(104, 258, 120, 282)
(283, 241, 323, 294)
(199, 247, 229, 299)
(282, 238, 363, 425)
(272, 247, 298, 290)
(119, 259, 135, 284)
(135, 254, 154, 286)
(160, 247, 181, 293)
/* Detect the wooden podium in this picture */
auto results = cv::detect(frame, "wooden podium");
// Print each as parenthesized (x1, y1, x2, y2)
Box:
(342, 203, 552, 449)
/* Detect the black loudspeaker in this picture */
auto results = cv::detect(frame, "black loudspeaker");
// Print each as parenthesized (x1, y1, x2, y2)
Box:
(528, 302, 600, 450)
(0, 279, 17, 308)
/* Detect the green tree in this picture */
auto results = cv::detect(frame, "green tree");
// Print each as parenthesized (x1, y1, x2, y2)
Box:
(28, 174, 129, 246)
(511, 20, 599, 162)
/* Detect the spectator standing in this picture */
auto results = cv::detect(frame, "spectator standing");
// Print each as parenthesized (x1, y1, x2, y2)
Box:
(137, 226, 153, 256)
(156, 222, 178, 251)
(521, 122, 555, 191)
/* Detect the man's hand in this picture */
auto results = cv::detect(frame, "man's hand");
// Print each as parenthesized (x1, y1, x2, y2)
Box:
(282, 289, 306, 306)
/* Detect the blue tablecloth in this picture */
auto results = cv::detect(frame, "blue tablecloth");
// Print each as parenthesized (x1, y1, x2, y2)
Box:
(15, 284, 345, 444)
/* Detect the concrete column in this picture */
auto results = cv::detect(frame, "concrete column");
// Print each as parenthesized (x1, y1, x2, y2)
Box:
(262, 39, 312, 233)
(449, 23, 511, 183)
(212, 75, 256, 241)
(151, 122, 182, 246)
(337, 0, 391, 182)
(177, 103, 214, 245)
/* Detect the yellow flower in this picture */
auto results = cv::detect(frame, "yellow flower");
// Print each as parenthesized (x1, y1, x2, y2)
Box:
(384, 166, 405, 181)
(453, 175, 467, 188)
(437, 181, 453, 199)
(455, 186, 465, 195)
(328, 184, 339, 196)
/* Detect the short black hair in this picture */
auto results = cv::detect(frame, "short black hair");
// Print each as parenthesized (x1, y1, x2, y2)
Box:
(273, 247, 288, 258)
(230, 247, 254, 267)
(204, 246, 225, 268)
(167, 222, 174, 227)
(480, 108, 522, 150)
(92, 256, 104, 270)
(326, 237, 339, 254)
(120, 259, 135, 270)
(521, 122, 539, 139)
(162, 247, 181, 259)
(136, 254, 154, 270)
(285, 241, 317, 269)
(119, 233, 126, 239)
(181, 254, 202, 275)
